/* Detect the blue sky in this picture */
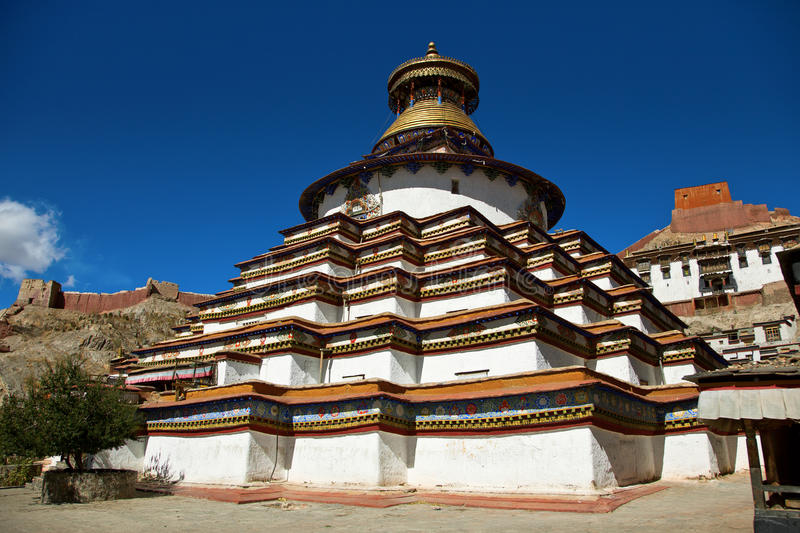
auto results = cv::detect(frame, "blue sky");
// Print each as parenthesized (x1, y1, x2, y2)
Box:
(1, 1, 798, 306)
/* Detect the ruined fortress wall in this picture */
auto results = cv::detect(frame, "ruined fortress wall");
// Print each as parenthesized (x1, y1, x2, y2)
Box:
(670, 201, 772, 233)
(177, 292, 212, 307)
(16, 279, 61, 307)
(62, 288, 152, 314)
(61, 288, 211, 314)
(14, 278, 211, 314)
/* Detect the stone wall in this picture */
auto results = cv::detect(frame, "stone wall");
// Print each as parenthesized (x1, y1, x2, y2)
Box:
(15, 279, 61, 307)
(40, 469, 137, 503)
(61, 287, 152, 314)
(670, 201, 772, 233)
(12, 278, 211, 314)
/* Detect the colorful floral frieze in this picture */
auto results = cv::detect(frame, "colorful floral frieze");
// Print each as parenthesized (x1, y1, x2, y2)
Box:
(142, 383, 701, 436)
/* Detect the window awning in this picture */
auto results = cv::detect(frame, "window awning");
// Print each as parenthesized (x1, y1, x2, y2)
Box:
(698, 387, 800, 421)
(125, 365, 214, 385)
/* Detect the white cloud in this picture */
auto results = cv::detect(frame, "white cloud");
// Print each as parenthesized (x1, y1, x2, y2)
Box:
(0, 198, 66, 282)
(63, 274, 77, 288)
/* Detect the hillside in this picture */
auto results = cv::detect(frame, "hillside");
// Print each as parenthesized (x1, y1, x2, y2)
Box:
(0, 296, 193, 397)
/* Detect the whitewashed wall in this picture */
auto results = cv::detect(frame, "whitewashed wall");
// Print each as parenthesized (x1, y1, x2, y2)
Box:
(648, 244, 786, 303)
(319, 167, 536, 227)
(143, 431, 291, 484)
(217, 359, 260, 386)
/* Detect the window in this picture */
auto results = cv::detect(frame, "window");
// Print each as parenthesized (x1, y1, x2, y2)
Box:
(451, 179, 459, 194)
(764, 325, 781, 343)
(659, 257, 670, 278)
(727, 332, 739, 344)
(640, 272, 650, 283)
(758, 243, 772, 264)
(680, 254, 691, 276)
(694, 294, 729, 310)
(738, 247, 748, 268)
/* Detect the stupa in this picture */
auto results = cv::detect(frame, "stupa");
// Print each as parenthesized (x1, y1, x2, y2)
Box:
(117, 44, 737, 492)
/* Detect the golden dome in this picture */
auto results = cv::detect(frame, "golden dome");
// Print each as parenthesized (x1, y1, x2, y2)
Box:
(374, 44, 490, 155)
(382, 100, 483, 138)
(374, 100, 489, 153)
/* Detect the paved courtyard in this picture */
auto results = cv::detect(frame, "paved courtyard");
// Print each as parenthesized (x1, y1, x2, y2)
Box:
(1, 472, 753, 532)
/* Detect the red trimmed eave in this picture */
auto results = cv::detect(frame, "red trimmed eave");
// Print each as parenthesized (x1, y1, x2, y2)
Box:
(230, 225, 560, 289)
(551, 230, 609, 256)
(227, 227, 489, 283)
(245, 206, 511, 270)
(227, 253, 353, 284)
(134, 299, 539, 353)
(214, 350, 264, 365)
(201, 257, 529, 315)
(284, 224, 491, 266)
(279, 204, 486, 239)
(140, 367, 700, 412)
(136, 300, 655, 363)
(610, 296, 688, 334)
(579, 253, 649, 284)
(144, 416, 718, 439)
(207, 270, 544, 327)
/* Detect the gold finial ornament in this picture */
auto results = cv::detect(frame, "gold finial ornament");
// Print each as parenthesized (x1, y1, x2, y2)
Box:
(374, 43, 489, 154)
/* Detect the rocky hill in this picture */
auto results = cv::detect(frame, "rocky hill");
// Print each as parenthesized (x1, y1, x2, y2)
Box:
(0, 296, 194, 397)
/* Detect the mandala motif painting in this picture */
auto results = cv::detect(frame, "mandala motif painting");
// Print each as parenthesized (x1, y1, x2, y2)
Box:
(341, 177, 381, 220)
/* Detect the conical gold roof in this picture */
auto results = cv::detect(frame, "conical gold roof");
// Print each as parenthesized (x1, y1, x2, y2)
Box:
(373, 43, 491, 155)
(381, 100, 484, 140)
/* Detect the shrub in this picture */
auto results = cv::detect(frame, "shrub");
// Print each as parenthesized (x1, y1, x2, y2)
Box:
(0, 354, 141, 471)
(0, 457, 37, 487)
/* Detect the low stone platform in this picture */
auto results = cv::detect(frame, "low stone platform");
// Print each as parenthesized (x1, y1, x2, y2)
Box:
(136, 481, 667, 513)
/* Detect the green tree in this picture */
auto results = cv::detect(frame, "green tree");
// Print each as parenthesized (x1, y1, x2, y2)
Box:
(0, 354, 141, 470)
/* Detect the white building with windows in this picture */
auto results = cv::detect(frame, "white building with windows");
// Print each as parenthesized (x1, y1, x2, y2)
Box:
(622, 182, 799, 362)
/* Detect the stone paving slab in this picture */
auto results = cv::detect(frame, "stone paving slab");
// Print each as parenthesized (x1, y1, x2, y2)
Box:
(0, 472, 754, 533)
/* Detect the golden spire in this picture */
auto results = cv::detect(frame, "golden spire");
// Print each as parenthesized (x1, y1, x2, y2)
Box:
(372, 43, 491, 156)
(426, 42, 439, 56)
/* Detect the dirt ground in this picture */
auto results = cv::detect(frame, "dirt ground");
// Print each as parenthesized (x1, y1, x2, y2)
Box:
(0, 472, 754, 533)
